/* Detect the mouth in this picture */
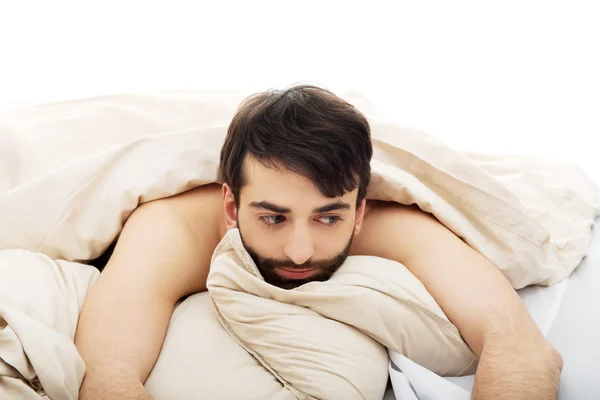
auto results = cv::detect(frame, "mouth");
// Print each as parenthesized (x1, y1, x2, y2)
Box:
(276, 267, 320, 280)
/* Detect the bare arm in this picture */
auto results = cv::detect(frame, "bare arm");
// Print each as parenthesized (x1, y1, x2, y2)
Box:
(75, 194, 217, 400)
(353, 203, 563, 399)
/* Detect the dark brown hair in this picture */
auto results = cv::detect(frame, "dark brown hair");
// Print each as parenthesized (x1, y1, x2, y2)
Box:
(219, 84, 373, 206)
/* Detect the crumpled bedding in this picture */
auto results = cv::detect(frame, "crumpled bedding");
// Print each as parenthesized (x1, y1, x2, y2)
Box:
(0, 250, 98, 400)
(207, 229, 477, 399)
(0, 91, 596, 399)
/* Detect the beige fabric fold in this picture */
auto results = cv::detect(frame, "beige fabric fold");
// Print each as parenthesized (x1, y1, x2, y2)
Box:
(0, 91, 596, 288)
(0, 90, 597, 399)
(207, 228, 478, 399)
(0, 250, 98, 400)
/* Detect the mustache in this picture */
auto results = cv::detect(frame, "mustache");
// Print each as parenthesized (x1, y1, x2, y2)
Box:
(260, 259, 324, 270)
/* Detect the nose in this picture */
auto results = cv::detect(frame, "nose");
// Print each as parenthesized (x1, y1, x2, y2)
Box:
(283, 225, 315, 265)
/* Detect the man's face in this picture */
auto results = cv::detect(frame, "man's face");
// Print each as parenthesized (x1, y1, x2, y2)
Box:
(223, 157, 366, 290)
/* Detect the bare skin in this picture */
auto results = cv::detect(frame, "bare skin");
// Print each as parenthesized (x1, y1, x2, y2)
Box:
(76, 165, 562, 400)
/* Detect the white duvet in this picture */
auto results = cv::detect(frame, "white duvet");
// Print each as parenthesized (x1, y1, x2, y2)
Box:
(0, 91, 597, 399)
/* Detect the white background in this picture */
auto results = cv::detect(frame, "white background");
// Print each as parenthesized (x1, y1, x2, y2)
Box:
(1, 0, 599, 183)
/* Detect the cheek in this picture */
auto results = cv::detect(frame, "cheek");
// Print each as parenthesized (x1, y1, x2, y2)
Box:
(301, 224, 355, 257)
(315, 227, 353, 250)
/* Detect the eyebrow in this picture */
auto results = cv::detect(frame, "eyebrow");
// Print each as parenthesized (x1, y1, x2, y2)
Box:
(249, 200, 351, 214)
(313, 201, 351, 213)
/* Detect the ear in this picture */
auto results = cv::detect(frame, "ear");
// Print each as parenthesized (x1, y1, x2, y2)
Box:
(354, 198, 367, 235)
(222, 184, 238, 229)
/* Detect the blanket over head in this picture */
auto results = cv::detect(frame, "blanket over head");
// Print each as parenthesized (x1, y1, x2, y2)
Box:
(0, 91, 597, 399)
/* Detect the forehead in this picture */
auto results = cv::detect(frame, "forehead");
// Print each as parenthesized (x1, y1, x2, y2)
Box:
(240, 157, 357, 206)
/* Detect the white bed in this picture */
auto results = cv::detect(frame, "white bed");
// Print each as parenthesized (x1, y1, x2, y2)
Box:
(1, 91, 597, 400)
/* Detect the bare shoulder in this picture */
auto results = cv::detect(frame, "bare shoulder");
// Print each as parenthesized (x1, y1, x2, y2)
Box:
(99, 183, 225, 298)
(159, 183, 226, 237)
(350, 200, 442, 261)
(130, 182, 225, 253)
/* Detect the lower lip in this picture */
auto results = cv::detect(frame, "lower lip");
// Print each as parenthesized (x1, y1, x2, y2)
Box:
(276, 267, 319, 280)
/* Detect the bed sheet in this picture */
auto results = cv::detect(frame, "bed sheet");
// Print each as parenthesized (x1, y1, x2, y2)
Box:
(386, 198, 599, 399)
(549, 214, 600, 399)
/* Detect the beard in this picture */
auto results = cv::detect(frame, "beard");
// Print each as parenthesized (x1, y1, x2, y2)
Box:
(237, 222, 354, 290)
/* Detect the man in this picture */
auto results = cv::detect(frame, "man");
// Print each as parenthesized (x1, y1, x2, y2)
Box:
(75, 85, 563, 399)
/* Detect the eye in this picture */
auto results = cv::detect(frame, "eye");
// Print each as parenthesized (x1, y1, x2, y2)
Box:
(260, 215, 286, 226)
(317, 215, 342, 226)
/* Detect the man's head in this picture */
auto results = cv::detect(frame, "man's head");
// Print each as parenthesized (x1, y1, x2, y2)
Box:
(218, 84, 373, 289)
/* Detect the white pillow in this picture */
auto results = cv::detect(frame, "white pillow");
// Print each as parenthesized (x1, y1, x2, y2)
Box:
(145, 292, 294, 400)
